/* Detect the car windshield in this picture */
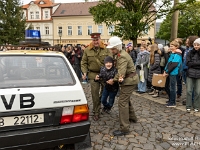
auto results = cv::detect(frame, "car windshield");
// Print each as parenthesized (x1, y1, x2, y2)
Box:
(0, 55, 75, 88)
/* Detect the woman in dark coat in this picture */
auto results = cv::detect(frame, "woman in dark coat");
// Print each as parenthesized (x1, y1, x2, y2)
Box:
(148, 44, 162, 97)
(71, 46, 82, 79)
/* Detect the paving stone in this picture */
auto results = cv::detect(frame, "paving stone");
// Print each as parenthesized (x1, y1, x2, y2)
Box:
(82, 84, 200, 149)
(132, 148, 143, 150)
(102, 147, 113, 150)
(155, 145, 164, 150)
(160, 142, 171, 149)
(114, 144, 127, 150)
(162, 133, 171, 141)
(118, 140, 129, 145)
(135, 136, 147, 144)
(185, 132, 194, 138)
(92, 134, 103, 142)
(94, 145, 103, 150)
(129, 138, 138, 143)
(143, 143, 154, 150)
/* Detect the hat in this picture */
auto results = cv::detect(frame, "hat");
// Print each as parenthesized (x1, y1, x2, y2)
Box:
(90, 33, 101, 39)
(104, 56, 114, 64)
(158, 44, 163, 50)
(194, 38, 200, 45)
(126, 42, 132, 48)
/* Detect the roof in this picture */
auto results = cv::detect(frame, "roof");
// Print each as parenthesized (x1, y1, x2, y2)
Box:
(52, 2, 99, 17)
(22, 0, 59, 9)
(52, 1, 155, 17)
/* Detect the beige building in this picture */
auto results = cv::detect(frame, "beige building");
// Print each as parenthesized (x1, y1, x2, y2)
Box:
(52, 2, 155, 46)
(22, 0, 60, 45)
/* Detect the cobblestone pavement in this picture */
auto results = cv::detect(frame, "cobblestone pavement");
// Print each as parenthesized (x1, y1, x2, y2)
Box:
(82, 84, 200, 150)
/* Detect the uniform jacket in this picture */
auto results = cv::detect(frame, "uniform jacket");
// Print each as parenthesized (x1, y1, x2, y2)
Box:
(81, 41, 110, 79)
(113, 50, 139, 85)
(97, 66, 119, 92)
(164, 50, 182, 76)
(148, 51, 161, 82)
(186, 49, 200, 79)
(135, 50, 150, 80)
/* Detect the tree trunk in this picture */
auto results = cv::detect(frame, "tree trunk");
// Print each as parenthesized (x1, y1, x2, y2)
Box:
(131, 38, 137, 47)
(170, 0, 179, 41)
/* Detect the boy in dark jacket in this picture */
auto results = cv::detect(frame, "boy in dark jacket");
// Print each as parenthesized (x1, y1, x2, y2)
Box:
(95, 56, 119, 114)
(164, 41, 182, 107)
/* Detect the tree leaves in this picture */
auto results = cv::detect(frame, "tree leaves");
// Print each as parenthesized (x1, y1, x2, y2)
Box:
(0, 0, 26, 44)
(157, 1, 200, 41)
(89, 0, 177, 45)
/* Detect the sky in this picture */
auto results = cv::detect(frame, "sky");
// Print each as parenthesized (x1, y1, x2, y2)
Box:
(22, 0, 85, 5)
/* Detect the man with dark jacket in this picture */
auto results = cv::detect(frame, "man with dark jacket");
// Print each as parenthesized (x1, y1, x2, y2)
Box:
(71, 46, 82, 79)
(129, 45, 137, 64)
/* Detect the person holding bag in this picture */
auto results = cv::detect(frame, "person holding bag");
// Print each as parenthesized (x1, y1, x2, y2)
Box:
(148, 44, 162, 97)
(135, 44, 150, 94)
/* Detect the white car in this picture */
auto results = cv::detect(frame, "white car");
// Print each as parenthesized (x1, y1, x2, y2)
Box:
(0, 50, 91, 150)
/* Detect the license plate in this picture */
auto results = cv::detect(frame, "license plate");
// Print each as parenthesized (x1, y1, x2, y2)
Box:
(0, 114, 44, 127)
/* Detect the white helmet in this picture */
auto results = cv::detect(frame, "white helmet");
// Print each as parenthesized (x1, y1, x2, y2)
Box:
(107, 36, 122, 49)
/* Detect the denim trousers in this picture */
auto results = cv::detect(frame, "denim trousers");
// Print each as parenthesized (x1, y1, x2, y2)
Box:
(176, 75, 182, 96)
(169, 75, 177, 105)
(165, 76, 170, 99)
(138, 80, 147, 92)
(101, 87, 118, 108)
(186, 77, 200, 109)
(182, 70, 187, 83)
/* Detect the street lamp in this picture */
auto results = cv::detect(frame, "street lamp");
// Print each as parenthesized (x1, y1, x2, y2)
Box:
(58, 30, 62, 44)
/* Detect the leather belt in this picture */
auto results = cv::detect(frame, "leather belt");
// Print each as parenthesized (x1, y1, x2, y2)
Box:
(125, 72, 136, 78)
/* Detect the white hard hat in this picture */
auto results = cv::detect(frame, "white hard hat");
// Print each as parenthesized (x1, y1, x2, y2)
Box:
(106, 36, 122, 49)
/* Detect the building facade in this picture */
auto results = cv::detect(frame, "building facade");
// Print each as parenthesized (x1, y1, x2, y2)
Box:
(52, 2, 156, 46)
(22, 0, 60, 45)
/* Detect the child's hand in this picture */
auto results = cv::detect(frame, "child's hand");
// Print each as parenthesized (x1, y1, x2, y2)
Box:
(118, 75, 124, 82)
(95, 75, 100, 80)
(163, 72, 168, 77)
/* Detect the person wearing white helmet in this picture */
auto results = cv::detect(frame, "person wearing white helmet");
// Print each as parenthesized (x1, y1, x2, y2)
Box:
(106, 36, 139, 136)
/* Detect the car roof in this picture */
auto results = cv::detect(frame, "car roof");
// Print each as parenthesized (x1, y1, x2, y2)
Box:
(0, 50, 64, 56)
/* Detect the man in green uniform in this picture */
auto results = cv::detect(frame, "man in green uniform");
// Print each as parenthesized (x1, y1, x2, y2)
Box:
(81, 33, 110, 121)
(106, 36, 139, 136)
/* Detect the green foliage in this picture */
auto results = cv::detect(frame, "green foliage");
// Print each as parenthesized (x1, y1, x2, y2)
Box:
(157, 1, 200, 41)
(0, 0, 26, 44)
(89, 0, 173, 45)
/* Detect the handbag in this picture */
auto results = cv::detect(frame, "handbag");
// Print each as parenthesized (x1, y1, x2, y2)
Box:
(139, 64, 145, 82)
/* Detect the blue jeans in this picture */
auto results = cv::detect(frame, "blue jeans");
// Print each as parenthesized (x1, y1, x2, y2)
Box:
(138, 80, 147, 92)
(101, 87, 117, 108)
(169, 75, 177, 105)
(186, 77, 200, 109)
(182, 70, 187, 83)
(176, 75, 182, 96)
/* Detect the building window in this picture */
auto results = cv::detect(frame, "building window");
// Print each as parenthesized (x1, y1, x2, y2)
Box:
(98, 25, 103, 34)
(58, 26, 62, 34)
(68, 26, 72, 35)
(143, 25, 149, 34)
(88, 26, 92, 35)
(45, 11, 49, 19)
(35, 11, 39, 19)
(108, 25, 114, 35)
(78, 26, 82, 35)
(45, 27, 49, 35)
(30, 12, 34, 19)
(36, 27, 40, 31)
